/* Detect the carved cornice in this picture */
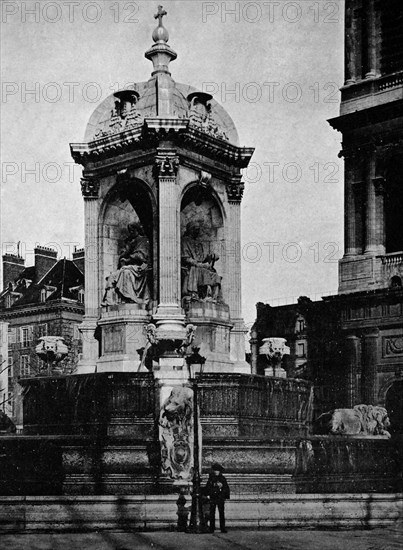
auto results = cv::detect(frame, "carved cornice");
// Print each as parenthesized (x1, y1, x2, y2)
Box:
(80, 177, 100, 198)
(70, 121, 254, 169)
(226, 180, 245, 203)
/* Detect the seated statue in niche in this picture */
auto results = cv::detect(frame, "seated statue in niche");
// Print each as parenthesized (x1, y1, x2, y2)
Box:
(102, 222, 151, 306)
(181, 221, 222, 303)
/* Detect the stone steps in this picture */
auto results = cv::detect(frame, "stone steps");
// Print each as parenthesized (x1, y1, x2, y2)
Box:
(0, 493, 401, 532)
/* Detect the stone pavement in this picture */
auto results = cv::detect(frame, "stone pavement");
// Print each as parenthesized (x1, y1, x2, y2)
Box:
(1, 527, 402, 550)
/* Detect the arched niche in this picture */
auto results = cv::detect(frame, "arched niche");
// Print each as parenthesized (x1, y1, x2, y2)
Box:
(180, 183, 225, 301)
(100, 178, 156, 302)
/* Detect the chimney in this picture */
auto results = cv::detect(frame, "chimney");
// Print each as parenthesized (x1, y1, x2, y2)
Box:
(2, 254, 25, 290)
(72, 247, 85, 275)
(34, 246, 58, 282)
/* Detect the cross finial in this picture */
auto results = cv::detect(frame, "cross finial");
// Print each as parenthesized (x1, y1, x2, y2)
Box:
(154, 5, 167, 26)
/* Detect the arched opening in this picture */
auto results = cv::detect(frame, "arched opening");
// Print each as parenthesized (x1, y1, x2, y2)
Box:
(180, 184, 225, 304)
(101, 178, 156, 303)
(385, 379, 403, 434)
(384, 154, 403, 254)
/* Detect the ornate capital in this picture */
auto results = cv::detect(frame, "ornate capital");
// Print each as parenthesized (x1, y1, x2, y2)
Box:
(155, 155, 179, 178)
(226, 180, 244, 203)
(80, 177, 100, 198)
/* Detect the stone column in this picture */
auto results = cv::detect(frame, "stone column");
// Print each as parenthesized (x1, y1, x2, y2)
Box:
(344, 1, 357, 84)
(344, 157, 357, 256)
(153, 149, 185, 336)
(364, 152, 379, 255)
(77, 177, 100, 374)
(365, 0, 377, 79)
(361, 328, 379, 405)
(373, 176, 386, 256)
(344, 334, 359, 407)
(226, 179, 249, 372)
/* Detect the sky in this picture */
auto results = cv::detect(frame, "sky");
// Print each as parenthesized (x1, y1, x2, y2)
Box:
(0, 0, 345, 327)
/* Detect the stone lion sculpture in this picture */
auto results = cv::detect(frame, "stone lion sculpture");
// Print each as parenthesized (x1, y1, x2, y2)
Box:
(159, 386, 193, 430)
(315, 404, 391, 437)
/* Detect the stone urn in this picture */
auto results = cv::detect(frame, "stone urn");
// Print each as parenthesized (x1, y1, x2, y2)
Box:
(35, 336, 69, 375)
(259, 337, 290, 378)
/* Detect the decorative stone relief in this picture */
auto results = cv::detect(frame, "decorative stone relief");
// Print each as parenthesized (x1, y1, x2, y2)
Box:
(159, 386, 194, 480)
(94, 90, 143, 138)
(155, 155, 179, 178)
(80, 177, 100, 198)
(187, 92, 229, 142)
(384, 336, 403, 357)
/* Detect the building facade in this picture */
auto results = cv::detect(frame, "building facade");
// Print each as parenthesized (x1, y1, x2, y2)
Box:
(252, 0, 403, 428)
(0, 247, 84, 425)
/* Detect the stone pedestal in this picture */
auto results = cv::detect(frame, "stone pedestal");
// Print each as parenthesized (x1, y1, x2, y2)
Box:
(96, 304, 150, 372)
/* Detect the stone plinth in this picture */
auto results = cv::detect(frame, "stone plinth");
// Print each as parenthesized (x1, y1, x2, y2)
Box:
(97, 304, 151, 372)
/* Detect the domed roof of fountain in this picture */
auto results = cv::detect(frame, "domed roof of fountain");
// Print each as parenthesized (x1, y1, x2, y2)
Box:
(84, 6, 239, 145)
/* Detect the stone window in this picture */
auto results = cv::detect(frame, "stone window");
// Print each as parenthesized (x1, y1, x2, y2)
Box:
(37, 324, 47, 338)
(297, 342, 306, 357)
(20, 355, 30, 377)
(296, 318, 306, 333)
(20, 326, 33, 347)
(7, 357, 13, 379)
(8, 327, 16, 346)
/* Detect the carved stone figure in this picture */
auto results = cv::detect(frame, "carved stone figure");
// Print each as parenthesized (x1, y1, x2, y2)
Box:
(159, 386, 193, 479)
(138, 323, 158, 372)
(181, 221, 222, 302)
(102, 222, 151, 306)
(315, 404, 391, 437)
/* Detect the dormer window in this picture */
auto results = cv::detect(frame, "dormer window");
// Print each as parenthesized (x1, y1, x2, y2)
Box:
(40, 288, 47, 302)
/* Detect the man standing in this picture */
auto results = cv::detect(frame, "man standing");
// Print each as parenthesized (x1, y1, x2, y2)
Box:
(205, 463, 230, 533)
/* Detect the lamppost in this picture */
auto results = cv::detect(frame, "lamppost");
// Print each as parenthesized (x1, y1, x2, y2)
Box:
(186, 347, 206, 533)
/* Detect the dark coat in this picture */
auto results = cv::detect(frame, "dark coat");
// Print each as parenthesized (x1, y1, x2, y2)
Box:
(205, 473, 230, 502)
